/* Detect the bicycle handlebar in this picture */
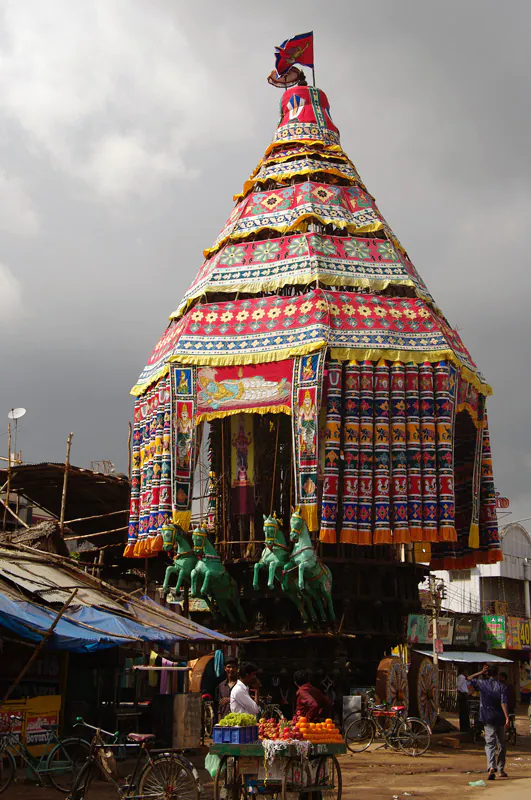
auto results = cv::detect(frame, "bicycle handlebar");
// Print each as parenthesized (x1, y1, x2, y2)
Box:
(74, 716, 118, 740)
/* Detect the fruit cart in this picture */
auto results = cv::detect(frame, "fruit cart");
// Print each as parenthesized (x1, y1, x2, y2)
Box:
(210, 741, 345, 800)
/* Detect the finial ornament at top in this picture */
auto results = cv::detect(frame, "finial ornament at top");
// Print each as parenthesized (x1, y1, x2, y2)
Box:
(267, 31, 315, 88)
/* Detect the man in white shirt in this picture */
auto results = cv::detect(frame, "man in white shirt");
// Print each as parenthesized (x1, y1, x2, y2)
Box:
(230, 662, 259, 716)
(457, 668, 470, 732)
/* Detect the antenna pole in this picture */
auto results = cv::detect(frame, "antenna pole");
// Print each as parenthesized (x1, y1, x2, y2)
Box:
(59, 433, 73, 539)
(2, 423, 11, 530)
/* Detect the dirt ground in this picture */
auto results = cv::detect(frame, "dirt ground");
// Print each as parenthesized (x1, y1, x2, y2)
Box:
(6, 709, 531, 800)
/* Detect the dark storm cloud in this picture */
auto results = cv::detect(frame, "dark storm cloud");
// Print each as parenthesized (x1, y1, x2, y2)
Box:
(1, 0, 530, 525)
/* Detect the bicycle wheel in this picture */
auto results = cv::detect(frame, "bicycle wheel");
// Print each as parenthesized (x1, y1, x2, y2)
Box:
(0, 748, 16, 795)
(67, 759, 97, 800)
(508, 725, 517, 747)
(139, 753, 199, 800)
(396, 717, 431, 757)
(48, 737, 91, 793)
(281, 757, 312, 800)
(214, 754, 245, 800)
(262, 704, 285, 722)
(203, 703, 215, 739)
(344, 716, 375, 753)
(314, 755, 342, 800)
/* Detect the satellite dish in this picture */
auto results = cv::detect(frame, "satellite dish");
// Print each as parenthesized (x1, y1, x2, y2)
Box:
(8, 408, 26, 420)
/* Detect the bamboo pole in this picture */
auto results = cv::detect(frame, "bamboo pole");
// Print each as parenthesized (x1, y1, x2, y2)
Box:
(63, 525, 128, 541)
(2, 423, 11, 530)
(2, 589, 78, 703)
(59, 433, 73, 539)
(0, 497, 29, 529)
(63, 509, 128, 525)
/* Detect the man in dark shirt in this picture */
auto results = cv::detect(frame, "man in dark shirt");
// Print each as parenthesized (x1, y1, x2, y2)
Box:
(469, 665, 509, 780)
(216, 657, 238, 719)
(294, 670, 334, 722)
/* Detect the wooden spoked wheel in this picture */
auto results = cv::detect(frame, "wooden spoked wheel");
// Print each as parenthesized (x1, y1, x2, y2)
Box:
(411, 657, 438, 730)
(375, 657, 409, 714)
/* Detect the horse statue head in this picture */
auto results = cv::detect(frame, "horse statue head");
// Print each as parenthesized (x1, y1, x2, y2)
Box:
(161, 522, 178, 552)
(289, 507, 309, 543)
(263, 514, 283, 550)
(192, 526, 209, 556)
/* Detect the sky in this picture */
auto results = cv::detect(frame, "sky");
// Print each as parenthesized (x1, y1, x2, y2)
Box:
(1, 0, 530, 527)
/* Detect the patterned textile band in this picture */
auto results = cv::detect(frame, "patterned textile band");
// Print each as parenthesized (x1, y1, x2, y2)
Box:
(373, 360, 392, 544)
(172, 233, 433, 321)
(341, 362, 360, 544)
(292, 351, 326, 531)
(124, 374, 172, 558)
(434, 361, 458, 541)
(319, 360, 342, 543)
(235, 157, 362, 201)
(390, 362, 409, 543)
(419, 362, 438, 543)
(133, 289, 488, 396)
(171, 366, 200, 531)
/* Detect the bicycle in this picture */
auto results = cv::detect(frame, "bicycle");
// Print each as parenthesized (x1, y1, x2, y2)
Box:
(506, 713, 517, 747)
(260, 696, 285, 722)
(0, 714, 90, 794)
(469, 699, 483, 743)
(201, 694, 215, 742)
(344, 702, 431, 756)
(68, 718, 200, 800)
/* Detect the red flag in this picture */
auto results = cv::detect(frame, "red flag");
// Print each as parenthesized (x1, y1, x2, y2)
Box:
(275, 32, 314, 77)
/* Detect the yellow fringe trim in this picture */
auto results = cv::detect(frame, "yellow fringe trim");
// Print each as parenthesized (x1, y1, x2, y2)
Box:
(264, 139, 343, 158)
(123, 543, 136, 558)
(234, 164, 361, 202)
(408, 526, 424, 543)
(319, 529, 337, 544)
(468, 522, 480, 549)
(172, 510, 191, 532)
(169, 274, 434, 323)
(203, 215, 384, 259)
(439, 525, 458, 542)
(255, 150, 351, 172)
(149, 533, 164, 554)
(456, 402, 487, 430)
(131, 364, 171, 397)
(132, 350, 491, 400)
(373, 529, 393, 544)
(339, 530, 357, 544)
(300, 504, 318, 533)
(195, 405, 291, 425)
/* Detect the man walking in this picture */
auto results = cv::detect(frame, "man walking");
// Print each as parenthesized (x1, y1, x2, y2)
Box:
(469, 665, 510, 780)
(457, 668, 470, 732)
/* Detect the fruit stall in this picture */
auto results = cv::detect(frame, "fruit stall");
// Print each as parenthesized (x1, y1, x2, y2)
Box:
(209, 713, 345, 800)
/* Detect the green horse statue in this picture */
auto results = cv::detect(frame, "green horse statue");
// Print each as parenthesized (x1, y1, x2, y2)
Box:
(161, 523, 198, 594)
(253, 514, 318, 624)
(282, 509, 336, 623)
(191, 527, 246, 626)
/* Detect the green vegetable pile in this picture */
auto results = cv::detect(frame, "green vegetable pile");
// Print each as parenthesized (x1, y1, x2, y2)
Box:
(217, 713, 257, 727)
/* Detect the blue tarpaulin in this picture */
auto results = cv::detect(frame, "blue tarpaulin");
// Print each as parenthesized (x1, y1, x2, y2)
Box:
(0, 591, 185, 652)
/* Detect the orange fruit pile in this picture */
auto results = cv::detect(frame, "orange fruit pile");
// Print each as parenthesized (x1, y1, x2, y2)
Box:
(293, 717, 343, 743)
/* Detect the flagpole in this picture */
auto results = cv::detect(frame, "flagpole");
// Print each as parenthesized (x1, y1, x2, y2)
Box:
(312, 67, 316, 87)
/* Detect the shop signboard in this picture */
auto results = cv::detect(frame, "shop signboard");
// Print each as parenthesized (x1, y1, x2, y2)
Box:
(453, 617, 481, 646)
(482, 615, 506, 649)
(407, 615, 454, 645)
(506, 617, 531, 650)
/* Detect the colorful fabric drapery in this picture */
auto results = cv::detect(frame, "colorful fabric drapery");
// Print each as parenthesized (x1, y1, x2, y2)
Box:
(230, 414, 255, 515)
(373, 360, 392, 544)
(171, 366, 199, 531)
(341, 362, 360, 544)
(196, 361, 292, 423)
(434, 361, 458, 541)
(172, 233, 433, 321)
(266, 86, 340, 153)
(468, 396, 486, 549)
(133, 289, 489, 396)
(319, 360, 342, 543)
(292, 350, 326, 531)
(358, 361, 374, 545)
(124, 375, 172, 558)
(389, 362, 409, 543)
(419, 362, 438, 543)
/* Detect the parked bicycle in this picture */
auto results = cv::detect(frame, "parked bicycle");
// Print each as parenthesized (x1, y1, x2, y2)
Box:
(0, 714, 90, 794)
(68, 717, 200, 800)
(344, 701, 431, 756)
(201, 694, 215, 742)
(506, 713, 517, 747)
(260, 696, 285, 722)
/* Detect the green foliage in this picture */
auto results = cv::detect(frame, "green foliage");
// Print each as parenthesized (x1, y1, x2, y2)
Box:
(217, 713, 257, 727)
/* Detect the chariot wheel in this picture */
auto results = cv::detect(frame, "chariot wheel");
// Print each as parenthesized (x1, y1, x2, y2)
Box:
(412, 657, 438, 730)
(375, 657, 409, 714)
